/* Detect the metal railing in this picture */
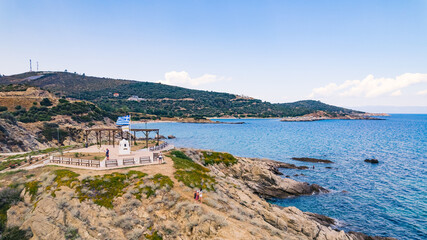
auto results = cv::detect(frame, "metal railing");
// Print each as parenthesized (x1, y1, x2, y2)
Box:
(149, 142, 169, 152)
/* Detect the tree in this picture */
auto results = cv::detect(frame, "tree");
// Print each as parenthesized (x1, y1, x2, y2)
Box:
(40, 98, 52, 106)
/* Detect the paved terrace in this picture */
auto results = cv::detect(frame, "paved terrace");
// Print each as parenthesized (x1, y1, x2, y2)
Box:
(38, 143, 175, 170)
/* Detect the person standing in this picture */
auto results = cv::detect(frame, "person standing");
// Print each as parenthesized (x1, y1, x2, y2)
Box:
(106, 148, 109, 160)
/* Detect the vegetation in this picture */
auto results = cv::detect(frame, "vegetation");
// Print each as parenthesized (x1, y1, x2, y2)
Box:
(39, 98, 52, 106)
(0, 159, 26, 171)
(15, 100, 113, 123)
(24, 181, 40, 201)
(47, 169, 172, 209)
(53, 169, 80, 188)
(77, 172, 130, 209)
(131, 173, 172, 200)
(0, 226, 32, 240)
(0, 188, 22, 234)
(152, 174, 174, 188)
(145, 231, 163, 240)
(170, 150, 216, 191)
(0, 84, 29, 92)
(202, 151, 238, 166)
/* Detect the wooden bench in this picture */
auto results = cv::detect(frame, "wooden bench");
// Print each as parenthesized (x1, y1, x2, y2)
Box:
(91, 160, 100, 168)
(71, 158, 80, 165)
(105, 159, 118, 167)
(51, 157, 61, 164)
(61, 158, 71, 164)
(81, 159, 90, 167)
(139, 156, 151, 164)
(123, 158, 135, 166)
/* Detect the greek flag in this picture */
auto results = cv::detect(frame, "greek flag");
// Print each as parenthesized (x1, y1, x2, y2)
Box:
(116, 115, 130, 125)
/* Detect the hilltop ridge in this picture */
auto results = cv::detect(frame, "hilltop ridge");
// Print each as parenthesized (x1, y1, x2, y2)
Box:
(0, 71, 362, 119)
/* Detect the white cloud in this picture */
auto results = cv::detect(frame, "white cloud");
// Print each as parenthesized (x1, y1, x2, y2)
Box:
(390, 90, 402, 96)
(159, 71, 229, 87)
(309, 73, 427, 98)
(417, 89, 427, 95)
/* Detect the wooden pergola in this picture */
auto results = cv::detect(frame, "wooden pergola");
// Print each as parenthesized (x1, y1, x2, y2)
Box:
(84, 128, 122, 147)
(129, 128, 160, 147)
(83, 127, 160, 148)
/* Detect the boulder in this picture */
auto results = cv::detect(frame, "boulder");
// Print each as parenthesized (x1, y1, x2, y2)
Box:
(167, 135, 176, 139)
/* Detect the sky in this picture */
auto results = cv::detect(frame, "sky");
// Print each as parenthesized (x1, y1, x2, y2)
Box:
(1, 0, 426, 112)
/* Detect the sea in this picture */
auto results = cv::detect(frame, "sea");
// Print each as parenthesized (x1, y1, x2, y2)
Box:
(134, 114, 427, 240)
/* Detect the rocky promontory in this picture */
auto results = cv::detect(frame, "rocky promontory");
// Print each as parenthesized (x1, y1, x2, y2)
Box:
(281, 111, 386, 122)
(0, 148, 395, 240)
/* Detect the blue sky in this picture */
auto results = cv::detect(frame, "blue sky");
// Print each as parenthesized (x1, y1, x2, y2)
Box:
(1, 0, 426, 111)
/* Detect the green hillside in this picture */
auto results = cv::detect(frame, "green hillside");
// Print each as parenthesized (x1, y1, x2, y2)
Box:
(0, 71, 362, 119)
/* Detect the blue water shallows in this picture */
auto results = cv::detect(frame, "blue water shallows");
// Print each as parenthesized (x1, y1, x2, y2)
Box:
(134, 114, 427, 240)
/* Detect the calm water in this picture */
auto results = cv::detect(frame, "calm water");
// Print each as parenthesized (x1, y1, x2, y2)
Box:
(134, 115, 427, 240)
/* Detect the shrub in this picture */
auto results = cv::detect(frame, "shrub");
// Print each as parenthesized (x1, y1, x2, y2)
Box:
(0, 106, 7, 112)
(24, 181, 40, 201)
(202, 151, 238, 166)
(152, 174, 173, 189)
(53, 170, 80, 188)
(145, 230, 163, 240)
(0, 226, 32, 240)
(77, 172, 129, 209)
(40, 98, 52, 106)
(64, 227, 79, 240)
(0, 188, 22, 233)
(169, 151, 215, 191)
(113, 215, 134, 230)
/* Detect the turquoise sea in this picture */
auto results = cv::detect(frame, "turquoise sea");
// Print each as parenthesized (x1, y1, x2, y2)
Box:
(135, 114, 427, 240)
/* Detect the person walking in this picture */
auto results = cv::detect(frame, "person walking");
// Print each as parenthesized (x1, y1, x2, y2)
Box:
(106, 148, 110, 160)
(197, 188, 203, 203)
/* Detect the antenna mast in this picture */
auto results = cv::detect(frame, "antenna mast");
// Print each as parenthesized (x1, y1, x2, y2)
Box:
(29, 59, 32, 72)
(37, 61, 39, 71)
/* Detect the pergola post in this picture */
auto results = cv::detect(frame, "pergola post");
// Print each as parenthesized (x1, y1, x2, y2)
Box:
(144, 131, 149, 148)
(133, 131, 136, 145)
(156, 130, 159, 145)
(108, 131, 111, 145)
(113, 130, 115, 147)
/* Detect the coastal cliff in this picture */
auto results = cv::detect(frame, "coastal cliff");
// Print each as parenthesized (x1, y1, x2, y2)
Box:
(0, 149, 395, 239)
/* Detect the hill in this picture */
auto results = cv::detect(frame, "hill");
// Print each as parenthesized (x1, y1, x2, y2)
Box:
(0, 71, 362, 119)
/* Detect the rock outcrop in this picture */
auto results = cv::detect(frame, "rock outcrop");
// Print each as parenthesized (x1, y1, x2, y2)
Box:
(364, 158, 379, 164)
(184, 149, 328, 199)
(292, 157, 334, 164)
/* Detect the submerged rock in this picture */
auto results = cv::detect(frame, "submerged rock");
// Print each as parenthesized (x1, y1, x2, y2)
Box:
(364, 158, 379, 164)
(292, 157, 334, 163)
(167, 135, 176, 139)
